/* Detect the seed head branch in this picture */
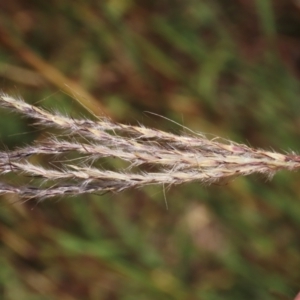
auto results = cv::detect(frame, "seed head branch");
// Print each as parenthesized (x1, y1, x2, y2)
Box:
(0, 93, 299, 199)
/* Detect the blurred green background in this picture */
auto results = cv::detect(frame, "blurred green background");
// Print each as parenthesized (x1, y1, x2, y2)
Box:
(0, 0, 300, 299)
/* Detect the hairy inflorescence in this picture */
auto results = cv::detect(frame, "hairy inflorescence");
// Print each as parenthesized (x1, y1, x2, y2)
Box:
(0, 93, 299, 200)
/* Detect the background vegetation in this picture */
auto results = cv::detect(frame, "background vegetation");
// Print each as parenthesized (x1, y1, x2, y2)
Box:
(0, 0, 300, 299)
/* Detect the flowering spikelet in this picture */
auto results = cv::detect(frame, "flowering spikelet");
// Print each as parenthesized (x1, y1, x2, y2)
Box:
(0, 93, 299, 200)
